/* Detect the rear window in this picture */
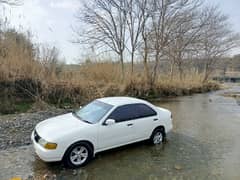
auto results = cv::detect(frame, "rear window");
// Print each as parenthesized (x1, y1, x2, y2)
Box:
(134, 104, 157, 118)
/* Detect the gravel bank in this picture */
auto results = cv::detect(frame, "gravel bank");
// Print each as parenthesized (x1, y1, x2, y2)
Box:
(0, 109, 69, 150)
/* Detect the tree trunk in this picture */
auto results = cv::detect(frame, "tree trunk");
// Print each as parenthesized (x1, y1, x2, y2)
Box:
(178, 64, 183, 81)
(176, 52, 183, 81)
(143, 48, 150, 84)
(131, 50, 134, 76)
(202, 62, 210, 83)
(170, 60, 175, 81)
(152, 50, 160, 86)
(120, 53, 124, 81)
(143, 36, 150, 86)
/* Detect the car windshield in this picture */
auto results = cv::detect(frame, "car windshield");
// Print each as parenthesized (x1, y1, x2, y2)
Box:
(73, 100, 113, 124)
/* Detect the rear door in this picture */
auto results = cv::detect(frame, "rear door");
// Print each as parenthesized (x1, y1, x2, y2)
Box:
(98, 105, 138, 150)
(132, 104, 158, 140)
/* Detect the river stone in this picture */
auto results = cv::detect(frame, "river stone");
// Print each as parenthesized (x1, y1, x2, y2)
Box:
(72, 169, 78, 175)
(174, 164, 182, 170)
(26, 174, 34, 180)
(43, 173, 57, 180)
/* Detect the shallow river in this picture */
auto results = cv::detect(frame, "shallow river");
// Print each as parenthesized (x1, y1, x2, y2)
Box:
(1, 85, 240, 180)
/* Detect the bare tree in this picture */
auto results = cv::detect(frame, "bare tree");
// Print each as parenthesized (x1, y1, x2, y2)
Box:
(145, 0, 203, 84)
(164, 0, 212, 80)
(74, 0, 127, 80)
(138, 0, 152, 83)
(199, 6, 239, 82)
(0, 0, 22, 5)
(74, 0, 239, 85)
(148, 0, 166, 85)
(148, 0, 175, 84)
(230, 54, 240, 72)
(40, 46, 61, 77)
(125, 0, 149, 75)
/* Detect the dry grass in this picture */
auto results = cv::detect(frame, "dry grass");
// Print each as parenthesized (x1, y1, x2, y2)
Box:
(75, 61, 219, 98)
(0, 58, 219, 107)
(80, 61, 122, 83)
(0, 29, 219, 113)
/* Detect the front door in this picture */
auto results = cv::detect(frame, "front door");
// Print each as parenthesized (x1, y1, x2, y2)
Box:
(98, 105, 137, 150)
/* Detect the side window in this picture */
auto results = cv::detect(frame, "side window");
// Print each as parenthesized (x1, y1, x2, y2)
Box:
(134, 104, 157, 118)
(108, 105, 137, 122)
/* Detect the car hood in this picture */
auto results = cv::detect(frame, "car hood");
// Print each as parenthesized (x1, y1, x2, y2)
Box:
(35, 113, 89, 141)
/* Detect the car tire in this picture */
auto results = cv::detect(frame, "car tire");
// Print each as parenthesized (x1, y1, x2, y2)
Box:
(150, 128, 165, 145)
(63, 142, 93, 168)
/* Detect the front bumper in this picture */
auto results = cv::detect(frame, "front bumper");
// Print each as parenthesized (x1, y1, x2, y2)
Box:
(31, 131, 62, 162)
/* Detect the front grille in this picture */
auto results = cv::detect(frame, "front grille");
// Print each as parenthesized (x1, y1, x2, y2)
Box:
(34, 130, 41, 143)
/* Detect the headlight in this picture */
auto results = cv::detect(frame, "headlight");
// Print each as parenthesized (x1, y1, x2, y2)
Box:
(38, 138, 57, 150)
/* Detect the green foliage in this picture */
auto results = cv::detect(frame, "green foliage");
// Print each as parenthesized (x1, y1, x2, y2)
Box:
(14, 101, 33, 113)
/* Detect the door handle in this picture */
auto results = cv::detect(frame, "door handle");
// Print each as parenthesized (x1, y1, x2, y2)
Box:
(127, 123, 133, 126)
(153, 118, 158, 121)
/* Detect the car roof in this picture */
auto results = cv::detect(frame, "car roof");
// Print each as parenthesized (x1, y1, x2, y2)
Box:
(97, 96, 148, 107)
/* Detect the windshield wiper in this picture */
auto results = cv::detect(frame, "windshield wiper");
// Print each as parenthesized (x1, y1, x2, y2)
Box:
(81, 119, 93, 124)
(72, 112, 92, 124)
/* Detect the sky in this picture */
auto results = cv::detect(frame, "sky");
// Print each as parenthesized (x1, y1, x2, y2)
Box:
(2, 0, 240, 64)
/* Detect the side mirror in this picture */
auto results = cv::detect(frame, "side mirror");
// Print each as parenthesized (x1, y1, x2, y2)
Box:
(105, 119, 116, 126)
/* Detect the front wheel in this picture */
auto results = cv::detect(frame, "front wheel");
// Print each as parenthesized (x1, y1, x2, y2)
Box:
(150, 128, 165, 145)
(63, 142, 93, 168)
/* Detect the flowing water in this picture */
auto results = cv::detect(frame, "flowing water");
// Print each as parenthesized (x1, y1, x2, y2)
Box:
(0, 84, 240, 180)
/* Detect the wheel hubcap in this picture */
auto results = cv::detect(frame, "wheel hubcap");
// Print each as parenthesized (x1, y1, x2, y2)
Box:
(153, 131, 163, 144)
(70, 146, 88, 165)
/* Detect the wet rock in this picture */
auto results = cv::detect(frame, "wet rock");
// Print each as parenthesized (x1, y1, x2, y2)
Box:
(26, 174, 34, 180)
(179, 147, 184, 151)
(162, 167, 167, 171)
(73, 169, 78, 176)
(174, 164, 182, 170)
(43, 173, 57, 180)
(43, 173, 50, 180)
(52, 174, 57, 180)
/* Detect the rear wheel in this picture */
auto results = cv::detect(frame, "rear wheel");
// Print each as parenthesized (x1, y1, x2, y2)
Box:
(150, 128, 165, 145)
(63, 142, 93, 168)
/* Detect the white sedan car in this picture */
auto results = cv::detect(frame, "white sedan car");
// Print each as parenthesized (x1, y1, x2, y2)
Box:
(32, 97, 173, 168)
